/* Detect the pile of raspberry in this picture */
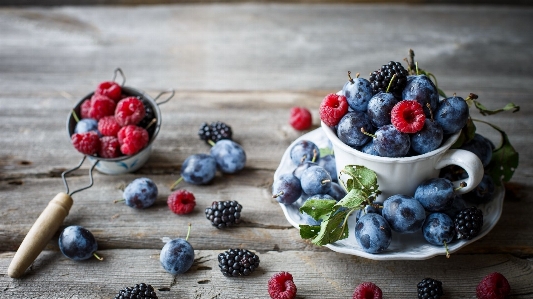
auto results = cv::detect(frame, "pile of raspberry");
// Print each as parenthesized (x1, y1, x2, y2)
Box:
(71, 81, 152, 158)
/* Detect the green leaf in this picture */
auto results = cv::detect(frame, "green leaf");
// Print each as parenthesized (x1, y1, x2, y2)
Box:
(452, 117, 477, 149)
(473, 100, 520, 116)
(319, 147, 334, 157)
(481, 122, 519, 185)
(299, 199, 337, 221)
(311, 209, 351, 246)
(340, 165, 379, 198)
(335, 188, 366, 209)
(299, 224, 322, 239)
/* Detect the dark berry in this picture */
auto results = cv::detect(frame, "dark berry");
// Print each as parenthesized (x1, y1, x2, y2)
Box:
(410, 119, 444, 155)
(336, 111, 373, 148)
(319, 93, 349, 127)
(289, 106, 312, 130)
(71, 131, 100, 156)
(217, 248, 260, 277)
(58, 225, 99, 261)
(115, 96, 146, 126)
(198, 121, 233, 144)
(268, 271, 297, 299)
(352, 281, 383, 299)
(160, 238, 194, 275)
(272, 173, 303, 205)
(137, 99, 156, 130)
(114, 283, 158, 299)
(454, 206, 483, 240)
(417, 278, 443, 299)
(391, 100, 426, 133)
(121, 177, 158, 209)
(476, 272, 511, 299)
(369, 61, 409, 97)
(205, 200, 242, 229)
(117, 125, 149, 156)
(434, 95, 469, 135)
(464, 174, 495, 204)
(167, 189, 196, 215)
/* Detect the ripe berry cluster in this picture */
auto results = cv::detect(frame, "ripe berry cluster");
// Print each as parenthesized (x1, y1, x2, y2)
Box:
(71, 81, 154, 158)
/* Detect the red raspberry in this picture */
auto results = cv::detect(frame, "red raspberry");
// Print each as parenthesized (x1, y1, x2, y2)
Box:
(117, 125, 149, 156)
(115, 97, 146, 126)
(391, 100, 426, 133)
(98, 136, 121, 158)
(268, 271, 297, 299)
(71, 131, 100, 156)
(89, 94, 116, 120)
(319, 93, 349, 127)
(98, 116, 122, 137)
(167, 189, 196, 215)
(353, 282, 382, 299)
(80, 99, 91, 119)
(289, 107, 312, 130)
(476, 272, 511, 299)
(95, 81, 122, 102)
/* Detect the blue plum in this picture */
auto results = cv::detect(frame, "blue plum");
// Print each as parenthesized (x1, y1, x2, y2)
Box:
(382, 194, 426, 234)
(373, 124, 410, 157)
(160, 238, 195, 275)
(442, 194, 468, 219)
(402, 75, 439, 117)
(74, 118, 101, 136)
(460, 133, 493, 167)
(181, 154, 217, 185)
(210, 139, 246, 174)
(434, 95, 469, 135)
(463, 174, 495, 204)
(317, 155, 337, 182)
(58, 225, 99, 261)
(300, 165, 332, 196)
(410, 119, 444, 154)
(366, 92, 399, 128)
(272, 173, 302, 205)
(360, 140, 379, 156)
(123, 177, 158, 209)
(289, 140, 320, 165)
(292, 161, 317, 180)
(336, 111, 373, 148)
(342, 73, 373, 112)
(414, 178, 455, 212)
(422, 213, 455, 246)
(354, 213, 392, 254)
(327, 182, 347, 201)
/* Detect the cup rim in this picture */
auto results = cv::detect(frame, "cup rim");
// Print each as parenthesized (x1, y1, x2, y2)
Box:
(321, 120, 461, 163)
(66, 86, 162, 162)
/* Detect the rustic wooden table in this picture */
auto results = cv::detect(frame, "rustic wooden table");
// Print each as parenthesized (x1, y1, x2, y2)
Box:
(1, 3, 532, 298)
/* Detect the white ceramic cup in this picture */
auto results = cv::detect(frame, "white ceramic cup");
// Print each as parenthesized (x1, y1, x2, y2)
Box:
(321, 121, 484, 202)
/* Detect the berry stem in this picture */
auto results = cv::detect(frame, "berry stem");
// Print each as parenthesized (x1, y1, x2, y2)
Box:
(454, 181, 467, 191)
(312, 149, 318, 163)
(347, 71, 354, 84)
(272, 190, 284, 199)
(385, 74, 397, 94)
(360, 127, 376, 139)
(71, 110, 80, 123)
(426, 103, 435, 122)
(113, 199, 125, 204)
(444, 240, 450, 258)
(145, 118, 157, 130)
(415, 62, 420, 76)
(170, 177, 184, 191)
(185, 223, 191, 241)
(208, 139, 216, 147)
(93, 252, 104, 261)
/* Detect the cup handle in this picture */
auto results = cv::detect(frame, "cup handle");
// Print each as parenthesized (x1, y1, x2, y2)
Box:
(435, 149, 484, 194)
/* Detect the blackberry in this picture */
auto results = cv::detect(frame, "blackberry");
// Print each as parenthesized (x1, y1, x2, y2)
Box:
(198, 121, 233, 144)
(369, 61, 409, 97)
(205, 200, 242, 229)
(454, 206, 484, 240)
(138, 99, 156, 137)
(218, 248, 260, 277)
(417, 278, 443, 299)
(114, 283, 158, 299)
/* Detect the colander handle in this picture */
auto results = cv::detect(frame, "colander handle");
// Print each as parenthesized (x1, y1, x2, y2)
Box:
(8, 192, 73, 278)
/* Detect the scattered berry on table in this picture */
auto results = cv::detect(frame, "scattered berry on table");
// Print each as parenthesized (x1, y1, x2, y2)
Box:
(198, 121, 233, 144)
(98, 115, 122, 137)
(160, 226, 195, 275)
(71, 131, 101, 156)
(117, 125, 149, 156)
(58, 225, 101, 261)
(369, 61, 409, 97)
(391, 100, 426, 133)
(352, 281, 383, 299)
(289, 106, 313, 130)
(476, 272, 511, 299)
(74, 118, 100, 135)
(289, 140, 320, 165)
(410, 119, 444, 155)
(210, 139, 246, 174)
(355, 213, 392, 254)
(167, 189, 196, 215)
(218, 248, 260, 277)
(336, 111, 373, 148)
(417, 278, 443, 299)
(114, 283, 158, 299)
(95, 81, 122, 103)
(268, 271, 297, 299)
(99, 136, 121, 158)
(205, 200, 242, 229)
(342, 71, 373, 112)
(115, 96, 146, 127)
(80, 99, 92, 119)
(89, 94, 116, 120)
(434, 95, 469, 135)
(171, 154, 217, 188)
(382, 194, 426, 234)
(319, 93, 349, 127)
(121, 177, 158, 209)
(454, 206, 483, 240)
(402, 74, 439, 117)
(272, 173, 303, 205)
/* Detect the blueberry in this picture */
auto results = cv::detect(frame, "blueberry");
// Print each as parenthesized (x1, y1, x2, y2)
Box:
(289, 140, 320, 165)
(160, 238, 195, 275)
(342, 75, 373, 112)
(414, 178, 455, 212)
(181, 154, 217, 185)
(317, 155, 337, 182)
(434, 95, 469, 135)
(367, 92, 399, 128)
(327, 181, 347, 201)
(402, 75, 439, 117)
(336, 111, 373, 148)
(410, 119, 444, 154)
(123, 177, 158, 209)
(272, 173, 302, 205)
(463, 174, 495, 204)
(460, 133, 493, 167)
(74, 118, 101, 136)
(354, 213, 392, 254)
(422, 213, 455, 246)
(382, 194, 426, 234)
(300, 165, 332, 196)
(373, 124, 410, 157)
(209, 139, 246, 174)
(58, 225, 98, 261)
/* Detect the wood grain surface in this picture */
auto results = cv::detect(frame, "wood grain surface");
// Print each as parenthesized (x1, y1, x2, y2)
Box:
(1, 3, 532, 298)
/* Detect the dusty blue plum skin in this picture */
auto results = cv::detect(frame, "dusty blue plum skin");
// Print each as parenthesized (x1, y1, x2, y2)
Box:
(336, 111, 373, 148)
(210, 139, 246, 174)
(272, 173, 302, 205)
(360, 140, 379, 156)
(464, 174, 495, 204)
(58, 225, 98, 261)
(292, 161, 317, 180)
(181, 154, 217, 185)
(74, 118, 101, 136)
(422, 213, 455, 246)
(342, 77, 373, 112)
(160, 238, 195, 275)
(460, 133, 493, 167)
(328, 182, 347, 201)
(442, 194, 467, 219)
(414, 178, 455, 212)
(410, 119, 444, 154)
(300, 165, 332, 196)
(367, 92, 399, 128)
(317, 155, 337, 182)
(374, 125, 410, 157)
(435, 95, 469, 135)
(402, 75, 439, 117)
(382, 194, 426, 234)
(123, 177, 158, 209)
(354, 213, 392, 254)
(289, 140, 320, 165)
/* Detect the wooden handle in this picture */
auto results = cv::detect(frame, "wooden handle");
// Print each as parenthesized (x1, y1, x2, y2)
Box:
(8, 192, 73, 278)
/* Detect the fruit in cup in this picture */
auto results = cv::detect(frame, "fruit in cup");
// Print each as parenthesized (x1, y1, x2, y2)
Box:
(366, 91, 399, 128)
(342, 71, 373, 112)
(89, 94, 116, 120)
(71, 131, 101, 156)
(336, 111, 373, 148)
(58, 225, 101, 261)
(410, 119, 444, 154)
(117, 125, 149, 156)
(319, 93, 349, 127)
(390, 100, 426, 134)
(95, 81, 122, 102)
(402, 74, 439, 117)
(434, 95, 469, 135)
(74, 118, 100, 135)
(369, 61, 409, 98)
(370, 124, 411, 158)
(115, 96, 146, 126)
